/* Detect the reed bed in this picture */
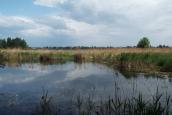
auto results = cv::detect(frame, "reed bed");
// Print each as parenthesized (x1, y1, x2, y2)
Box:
(119, 53, 172, 72)
(0, 48, 172, 72)
(32, 88, 172, 115)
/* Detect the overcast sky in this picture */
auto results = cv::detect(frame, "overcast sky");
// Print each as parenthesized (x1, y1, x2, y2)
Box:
(0, 0, 171, 47)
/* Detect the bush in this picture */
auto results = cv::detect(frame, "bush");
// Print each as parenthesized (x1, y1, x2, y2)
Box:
(137, 37, 150, 48)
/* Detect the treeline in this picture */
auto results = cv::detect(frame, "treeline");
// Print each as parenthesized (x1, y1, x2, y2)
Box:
(0, 37, 28, 48)
(41, 37, 170, 50)
(42, 46, 115, 50)
(0, 36, 170, 49)
(136, 37, 170, 48)
(41, 45, 171, 50)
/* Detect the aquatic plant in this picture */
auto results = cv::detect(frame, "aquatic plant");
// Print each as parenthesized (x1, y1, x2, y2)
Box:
(33, 88, 172, 115)
(119, 53, 172, 72)
(32, 91, 59, 115)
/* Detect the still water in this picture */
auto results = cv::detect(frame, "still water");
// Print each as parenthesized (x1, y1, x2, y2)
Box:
(0, 62, 171, 115)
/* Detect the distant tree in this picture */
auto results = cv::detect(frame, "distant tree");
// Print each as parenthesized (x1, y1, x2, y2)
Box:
(12, 37, 28, 48)
(0, 37, 28, 49)
(137, 37, 151, 48)
(7, 37, 12, 48)
(0, 39, 6, 48)
(21, 39, 28, 48)
(157, 44, 169, 48)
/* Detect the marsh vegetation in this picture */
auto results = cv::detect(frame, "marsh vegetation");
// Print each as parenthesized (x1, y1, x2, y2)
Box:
(32, 88, 172, 115)
(0, 48, 172, 73)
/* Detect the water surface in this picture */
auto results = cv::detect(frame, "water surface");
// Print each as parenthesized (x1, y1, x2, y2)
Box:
(0, 62, 171, 115)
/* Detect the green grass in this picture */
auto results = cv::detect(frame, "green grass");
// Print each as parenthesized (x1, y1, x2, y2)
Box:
(48, 52, 74, 60)
(119, 53, 172, 72)
(0, 51, 74, 63)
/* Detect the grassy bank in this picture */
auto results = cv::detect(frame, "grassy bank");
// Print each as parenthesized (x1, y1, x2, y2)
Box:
(0, 49, 74, 64)
(0, 48, 172, 73)
(119, 53, 172, 72)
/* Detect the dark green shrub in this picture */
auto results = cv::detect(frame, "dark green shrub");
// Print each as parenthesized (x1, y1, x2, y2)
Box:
(137, 37, 151, 48)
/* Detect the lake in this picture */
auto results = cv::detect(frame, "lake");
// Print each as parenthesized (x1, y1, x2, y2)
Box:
(0, 62, 172, 115)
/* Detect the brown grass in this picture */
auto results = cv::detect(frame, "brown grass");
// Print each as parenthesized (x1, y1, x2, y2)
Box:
(1, 48, 172, 55)
(1, 48, 172, 64)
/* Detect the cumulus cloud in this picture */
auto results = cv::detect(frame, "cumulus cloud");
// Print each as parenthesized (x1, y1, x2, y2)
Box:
(0, 15, 114, 46)
(60, 0, 172, 46)
(0, 16, 50, 37)
(1, 0, 172, 46)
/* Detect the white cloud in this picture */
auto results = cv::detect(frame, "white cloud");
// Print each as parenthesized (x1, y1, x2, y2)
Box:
(52, 16, 103, 36)
(0, 16, 34, 28)
(51, 16, 118, 45)
(0, 16, 53, 38)
(0, 15, 115, 45)
(1, 0, 172, 46)
(20, 25, 52, 37)
(34, 0, 67, 7)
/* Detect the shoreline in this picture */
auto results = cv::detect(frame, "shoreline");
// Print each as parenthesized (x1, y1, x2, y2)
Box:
(0, 48, 172, 75)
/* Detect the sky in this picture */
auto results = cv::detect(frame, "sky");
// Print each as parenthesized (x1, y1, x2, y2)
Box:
(0, 0, 172, 47)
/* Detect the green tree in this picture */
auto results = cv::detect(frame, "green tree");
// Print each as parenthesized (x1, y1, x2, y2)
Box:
(7, 37, 12, 48)
(0, 37, 28, 49)
(137, 37, 151, 48)
(0, 39, 6, 48)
